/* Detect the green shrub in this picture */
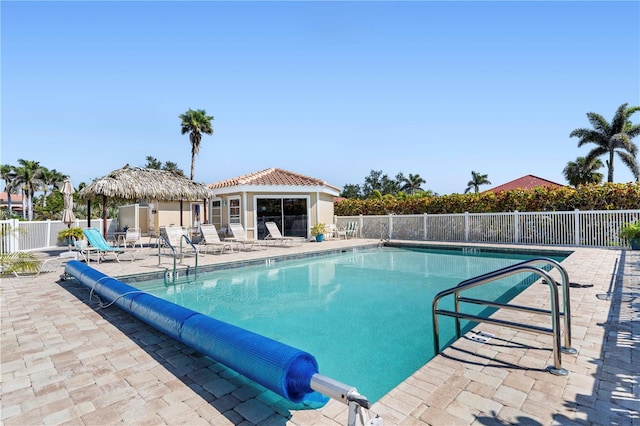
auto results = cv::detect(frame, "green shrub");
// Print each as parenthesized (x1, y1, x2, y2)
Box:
(335, 183, 640, 215)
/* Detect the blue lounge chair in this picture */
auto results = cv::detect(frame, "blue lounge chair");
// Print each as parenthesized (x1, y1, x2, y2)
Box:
(82, 228, 125, 263)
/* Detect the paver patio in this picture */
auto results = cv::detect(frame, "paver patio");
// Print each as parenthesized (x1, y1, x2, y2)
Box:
(1, 240, 638, 425)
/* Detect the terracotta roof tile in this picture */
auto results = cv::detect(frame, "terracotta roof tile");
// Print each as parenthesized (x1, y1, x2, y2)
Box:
(209, 168, 341, 192)
(0, 192, 23, 203)
(485, 175, 565, 193)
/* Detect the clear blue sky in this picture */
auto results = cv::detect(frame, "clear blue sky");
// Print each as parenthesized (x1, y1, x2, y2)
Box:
(2, 1, 639, 195)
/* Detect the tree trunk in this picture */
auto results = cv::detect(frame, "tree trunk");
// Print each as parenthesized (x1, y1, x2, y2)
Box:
(608, 151, 615, 182)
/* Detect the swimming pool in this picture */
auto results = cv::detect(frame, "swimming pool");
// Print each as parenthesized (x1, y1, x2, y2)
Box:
(132, 246, 568, 403)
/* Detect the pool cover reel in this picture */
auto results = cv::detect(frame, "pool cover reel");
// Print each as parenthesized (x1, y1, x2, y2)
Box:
(65, 260, 324, 403)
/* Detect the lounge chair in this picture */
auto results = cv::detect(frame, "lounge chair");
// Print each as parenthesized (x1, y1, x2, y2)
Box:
(227, 223, 268, 251)
(82, 228, 125, 263)
(199, 224, 236, 254)
(123, 227, 143, 248)
(147, 228, 159, 248)
(264, 222, 305, 246)
(159, 225, 200, 258)
(7, 252, 76, 277)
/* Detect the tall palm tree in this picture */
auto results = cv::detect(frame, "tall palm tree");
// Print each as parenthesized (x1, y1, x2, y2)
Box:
(398, 173, 426, 196)
(12, 159, 44, 221)
(563, 157, 604, 187)
(179, 108, 214, 180)
(1, 164, 17, 217)
(570, 103, 640, 182)
(465, 171, 491, 194)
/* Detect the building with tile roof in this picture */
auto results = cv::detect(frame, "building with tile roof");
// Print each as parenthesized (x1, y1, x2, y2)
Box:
(208, 168, 341, 240)
(1, 192, 24, 215)
(485, 175, 565, 193)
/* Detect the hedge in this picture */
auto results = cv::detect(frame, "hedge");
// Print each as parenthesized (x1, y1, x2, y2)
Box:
(335, 183, 640, 216)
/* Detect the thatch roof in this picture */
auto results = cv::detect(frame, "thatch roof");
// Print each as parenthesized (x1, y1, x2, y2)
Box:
(77, 165, 216, 201)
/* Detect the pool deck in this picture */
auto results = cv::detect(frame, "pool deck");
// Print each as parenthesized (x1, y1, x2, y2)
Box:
(1, 240, 638, 425)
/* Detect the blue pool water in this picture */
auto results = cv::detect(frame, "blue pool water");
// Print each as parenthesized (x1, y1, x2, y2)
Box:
(133, 246, 566, 402)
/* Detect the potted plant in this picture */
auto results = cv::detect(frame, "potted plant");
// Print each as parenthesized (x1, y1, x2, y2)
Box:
(58, 227, 84, 246)
(311, 223, 326, 242)
(619, 221, 640, 250)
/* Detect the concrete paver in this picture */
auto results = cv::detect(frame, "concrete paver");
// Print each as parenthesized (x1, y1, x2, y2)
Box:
(1, 240, 638, 425)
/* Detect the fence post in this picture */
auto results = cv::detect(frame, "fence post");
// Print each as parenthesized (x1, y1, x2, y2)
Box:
(358, 215, 364, 238)
(514, 211, 520, 243)
(10, 218, 20, 252)
(464, 212, 470, 242)
(574, 209, 580, 246)
(46, 220, 52, 248)
(388, 214, 393, 239)
(423, 213, 428, 241)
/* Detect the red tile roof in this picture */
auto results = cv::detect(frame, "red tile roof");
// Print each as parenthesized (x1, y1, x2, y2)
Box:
(0, 192, 23, 203)
(208, 168, 341, 192)
(485, 175, 565, 193)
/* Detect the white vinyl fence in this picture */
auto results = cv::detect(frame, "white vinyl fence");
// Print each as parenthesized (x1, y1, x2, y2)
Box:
(335, 209, 640, 249)
(2, 209, 639, 253)
(0, 218, 116, 254)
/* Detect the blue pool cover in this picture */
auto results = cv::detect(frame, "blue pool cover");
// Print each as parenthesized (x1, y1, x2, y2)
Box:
(65, 260, 323, 403)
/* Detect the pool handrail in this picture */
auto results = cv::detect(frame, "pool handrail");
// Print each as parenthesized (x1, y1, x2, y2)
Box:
(456, 257, 574, 352)
(157, 231, 199, 283)
(432, 257, 576, 376)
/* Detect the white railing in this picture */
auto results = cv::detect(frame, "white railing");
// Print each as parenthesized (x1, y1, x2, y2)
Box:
(335, 209, 640, 249)
(1, 218, 116, 253)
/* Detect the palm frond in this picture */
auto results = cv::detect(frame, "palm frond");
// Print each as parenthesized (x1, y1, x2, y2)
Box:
(0, 252, 41, 276)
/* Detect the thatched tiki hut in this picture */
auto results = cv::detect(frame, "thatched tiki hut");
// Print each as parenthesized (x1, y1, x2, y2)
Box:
(77, 165, 216, 238)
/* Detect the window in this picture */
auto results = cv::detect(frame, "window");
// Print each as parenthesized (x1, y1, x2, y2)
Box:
(256, 197, 308, 239)
(229, 198, 240, 224)
(211, 199, 222, 228)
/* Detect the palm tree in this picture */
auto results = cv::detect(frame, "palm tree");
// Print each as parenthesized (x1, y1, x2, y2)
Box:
(12, 159, 44, 221)
(145, 156, 184, 175)
(179, 109, 214, 180)
(563, 156, 604, 187)
(570, 103, 640, 182)
(39, 168, 67, 208)
(465, 171, 491, 194)
(1, 164, 17, 218)
(398, 173, 426, 196)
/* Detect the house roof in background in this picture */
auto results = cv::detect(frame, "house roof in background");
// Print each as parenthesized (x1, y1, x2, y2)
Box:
(0, 192, 23, 203)
(208, 168, 341, 192)
(485, 175, 565, 193)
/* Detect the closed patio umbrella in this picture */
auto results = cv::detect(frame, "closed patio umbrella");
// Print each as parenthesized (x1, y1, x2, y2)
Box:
(61, 179, 76, 227)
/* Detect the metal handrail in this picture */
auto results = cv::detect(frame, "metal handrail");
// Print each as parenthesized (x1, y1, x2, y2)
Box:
(432, 258, 576, 376)
(456, 257, 575, 354)
(157, 233, 199, 283)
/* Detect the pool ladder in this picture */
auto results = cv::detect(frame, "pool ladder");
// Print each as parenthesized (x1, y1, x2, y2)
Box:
(432, 257, 577, 376)
(157, 233, 199, 283)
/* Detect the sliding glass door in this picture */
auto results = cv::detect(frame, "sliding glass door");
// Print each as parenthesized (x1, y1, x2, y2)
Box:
(256, 197, 308, 239)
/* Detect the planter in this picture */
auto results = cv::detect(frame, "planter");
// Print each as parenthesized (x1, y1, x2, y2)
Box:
(630, 238, 640, 250)
(315, 234, 324, 242)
